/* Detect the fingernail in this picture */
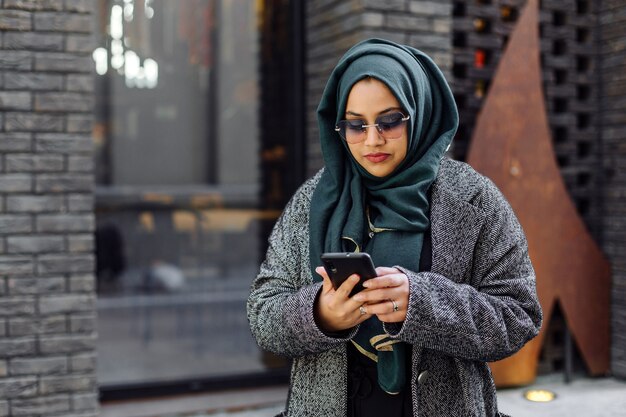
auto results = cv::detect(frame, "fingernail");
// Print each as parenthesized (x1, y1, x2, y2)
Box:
(362, 281, 370, 288)
(353, 295, 362, 302)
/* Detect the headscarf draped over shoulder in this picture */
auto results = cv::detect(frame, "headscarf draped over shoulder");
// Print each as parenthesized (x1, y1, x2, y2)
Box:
(309, 38, 459, 394)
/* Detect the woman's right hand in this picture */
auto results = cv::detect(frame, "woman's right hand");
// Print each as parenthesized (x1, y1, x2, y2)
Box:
(314, 266, 372, 333)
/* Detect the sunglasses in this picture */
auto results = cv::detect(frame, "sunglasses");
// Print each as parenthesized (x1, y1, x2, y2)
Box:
(335, 112, 410, 144)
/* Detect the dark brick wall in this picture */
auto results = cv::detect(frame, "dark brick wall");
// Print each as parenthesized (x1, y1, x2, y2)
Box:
(0, 0, 98, 415)
(450, 0, 602, 243)
(600, 0, 626, 379)
(305, 0, 452, 177)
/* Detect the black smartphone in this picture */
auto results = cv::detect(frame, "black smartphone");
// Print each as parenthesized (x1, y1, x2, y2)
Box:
(320, 252, 377, 296)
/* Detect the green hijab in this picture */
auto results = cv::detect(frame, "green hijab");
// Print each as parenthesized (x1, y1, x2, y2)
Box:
(309, 39, 458, 394)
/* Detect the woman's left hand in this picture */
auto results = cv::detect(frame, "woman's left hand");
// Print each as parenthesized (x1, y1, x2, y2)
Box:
(352, 267, 409, 323)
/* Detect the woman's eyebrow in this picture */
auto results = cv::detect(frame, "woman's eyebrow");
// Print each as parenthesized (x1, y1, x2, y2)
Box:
(378, 107, 403, 114)
(345, 107, 402, 117)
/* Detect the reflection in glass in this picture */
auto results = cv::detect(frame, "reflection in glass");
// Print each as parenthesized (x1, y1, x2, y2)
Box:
(93, 0, 282, 387)
(95, 208, 280, 385)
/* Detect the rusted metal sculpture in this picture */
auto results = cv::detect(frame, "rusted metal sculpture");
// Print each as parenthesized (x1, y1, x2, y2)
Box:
(467, 0, 611, 386)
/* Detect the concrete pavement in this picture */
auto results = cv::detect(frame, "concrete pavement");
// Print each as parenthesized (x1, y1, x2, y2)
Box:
(101, 374, 626, 417)
(497, 374, 626, 417)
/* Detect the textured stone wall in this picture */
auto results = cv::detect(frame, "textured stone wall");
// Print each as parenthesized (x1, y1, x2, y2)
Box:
(0, 0, 98, 415)
(600, 0, 626, 379)
(305, 0, 453, 177)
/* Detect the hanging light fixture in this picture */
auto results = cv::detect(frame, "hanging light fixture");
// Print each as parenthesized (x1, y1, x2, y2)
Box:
(92, 0, 159, 88)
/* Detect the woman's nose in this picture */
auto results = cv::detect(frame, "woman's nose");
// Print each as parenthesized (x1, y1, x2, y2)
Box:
(363, 126, 384, 146)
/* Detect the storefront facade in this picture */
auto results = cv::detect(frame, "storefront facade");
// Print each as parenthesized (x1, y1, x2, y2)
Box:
(91, 0, 304, 395)
(0, 1, 624, 415)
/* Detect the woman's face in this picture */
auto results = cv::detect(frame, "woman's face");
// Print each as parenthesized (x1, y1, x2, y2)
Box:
(343, 78, 408, 178)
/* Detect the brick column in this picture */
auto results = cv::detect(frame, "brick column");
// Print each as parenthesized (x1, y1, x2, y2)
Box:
(305, 0, 453, 176)
(0, 1, 98, 415)
(599, 0, 626, 379)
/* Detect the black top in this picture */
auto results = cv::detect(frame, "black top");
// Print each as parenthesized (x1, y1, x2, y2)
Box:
(347, 227, 432, 417)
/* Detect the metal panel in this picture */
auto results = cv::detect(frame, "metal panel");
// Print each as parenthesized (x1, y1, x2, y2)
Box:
(467, 0, 611, 387)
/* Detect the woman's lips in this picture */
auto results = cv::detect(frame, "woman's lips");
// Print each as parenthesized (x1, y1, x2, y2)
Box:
(364, 153, 390, 163)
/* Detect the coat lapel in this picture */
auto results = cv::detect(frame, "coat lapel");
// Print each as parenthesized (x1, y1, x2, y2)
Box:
(429, 183, 486, 284)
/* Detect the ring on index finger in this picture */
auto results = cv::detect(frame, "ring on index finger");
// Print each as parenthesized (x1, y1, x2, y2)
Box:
(359, 305, 367, 316)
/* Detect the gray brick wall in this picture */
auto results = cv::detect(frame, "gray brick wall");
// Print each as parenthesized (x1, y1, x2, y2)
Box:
(0, 1, 98, 416)
(600, 0, 626, 379)
(305, 0, 452, 177)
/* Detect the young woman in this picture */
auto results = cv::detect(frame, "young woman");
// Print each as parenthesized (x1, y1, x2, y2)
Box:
(247, 38, 542, 417)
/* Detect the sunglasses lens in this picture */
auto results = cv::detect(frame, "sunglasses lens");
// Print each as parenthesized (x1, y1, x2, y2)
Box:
(377, 113, 405, 139)
(337, 120, 365, 143)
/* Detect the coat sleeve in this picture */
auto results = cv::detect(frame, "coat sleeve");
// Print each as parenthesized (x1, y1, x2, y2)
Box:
(247, 179, 357, 358)
(383, 179, 543, 362)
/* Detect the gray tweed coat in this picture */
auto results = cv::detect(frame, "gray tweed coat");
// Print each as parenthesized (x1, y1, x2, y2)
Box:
(247, 158, 542, 417)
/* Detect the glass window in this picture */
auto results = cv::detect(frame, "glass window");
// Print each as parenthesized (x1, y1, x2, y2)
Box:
(93, 0, 295, 389)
